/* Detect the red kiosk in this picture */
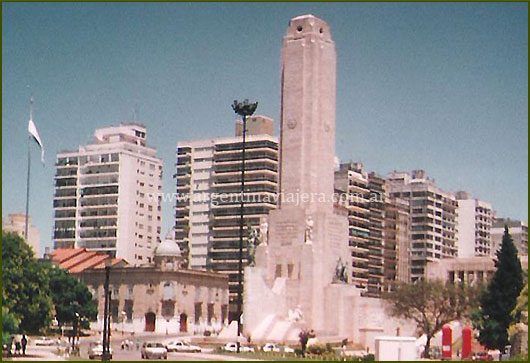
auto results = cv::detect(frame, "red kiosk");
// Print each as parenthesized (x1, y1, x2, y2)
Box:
(442, 324, 453, 360)
(462, 326, 473, 359)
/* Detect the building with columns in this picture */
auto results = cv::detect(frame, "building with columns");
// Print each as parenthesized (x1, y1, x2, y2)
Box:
(425, 255, 528, 284)
(50, 240, 229, 335)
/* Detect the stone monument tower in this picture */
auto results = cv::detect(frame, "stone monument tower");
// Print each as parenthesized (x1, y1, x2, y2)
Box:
(243, 14, 416, 347)
(246, 14, 351, 339)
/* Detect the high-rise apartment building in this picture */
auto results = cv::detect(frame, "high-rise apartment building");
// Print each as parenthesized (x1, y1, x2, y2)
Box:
(491, 218, 528, 256)
(387, 170, 458, 281)
(2, 214, 41, 257)
(334, 162, 385, 293)
(53, 123, 163, 265)
(455, 191, 493, 257)
(174, 116, 278, 316)
(383, 196, 411, 285)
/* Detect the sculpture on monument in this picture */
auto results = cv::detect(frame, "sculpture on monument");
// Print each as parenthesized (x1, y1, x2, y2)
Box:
(259, 219, 268, 246)
(247, 225, 261, 267)
(333, 257, 349, 284)
(288, 305, 304, 323)
(304, 215, 314, 244)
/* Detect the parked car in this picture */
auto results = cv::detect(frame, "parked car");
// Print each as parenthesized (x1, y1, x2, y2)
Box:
(34, 337, 55, 346)
(166, 340, 201, 353)
(263, 343, 280, 352)
(141, 342, 168, 360)
(223, 342, 254, 353)
(279, 345, 295, 353)
(473, 352, 494, 361)
(88, 342, 113, 360)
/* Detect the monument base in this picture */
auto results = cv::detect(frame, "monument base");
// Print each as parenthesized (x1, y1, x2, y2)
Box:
(243, 265, 416, 350)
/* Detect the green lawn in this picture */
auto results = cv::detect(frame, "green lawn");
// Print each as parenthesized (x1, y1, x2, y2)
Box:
(214, 351, 369, 361)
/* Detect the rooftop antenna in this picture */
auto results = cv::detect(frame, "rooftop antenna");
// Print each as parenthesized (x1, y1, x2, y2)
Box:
(132, 99, 140, 121)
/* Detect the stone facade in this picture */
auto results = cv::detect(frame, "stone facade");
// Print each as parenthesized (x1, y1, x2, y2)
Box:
(51, 240, 229, 335)
(425, 255, 528, 284)
(244, 15, 416, 350)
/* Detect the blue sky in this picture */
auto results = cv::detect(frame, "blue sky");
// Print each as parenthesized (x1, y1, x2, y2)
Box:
(2, 2, 528, 255)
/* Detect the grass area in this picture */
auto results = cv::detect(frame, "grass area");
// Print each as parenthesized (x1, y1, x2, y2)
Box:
(214, 351, 371, 361)
(66, 355, 90, 361)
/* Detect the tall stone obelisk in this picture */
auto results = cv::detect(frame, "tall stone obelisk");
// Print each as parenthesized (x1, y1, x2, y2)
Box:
(279, 14, 337, 212)
(253, 14, 350, 335)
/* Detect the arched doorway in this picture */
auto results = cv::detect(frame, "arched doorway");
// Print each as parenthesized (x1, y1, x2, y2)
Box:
(179, 313, 188, 332)
(145, 312, 156, 332)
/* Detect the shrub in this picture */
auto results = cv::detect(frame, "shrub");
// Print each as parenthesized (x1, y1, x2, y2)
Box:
(361, 353, 375, 361)
(294, 348, 304, 356)
(308, 343, 327, 355)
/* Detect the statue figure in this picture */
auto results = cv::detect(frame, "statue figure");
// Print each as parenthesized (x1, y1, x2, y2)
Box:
(334, 257, 348, 283)
(247, 226, 261, 267)
(288, 305, 304, 322)
(304, 215, 314, 244)
(259, 219, 269, 246)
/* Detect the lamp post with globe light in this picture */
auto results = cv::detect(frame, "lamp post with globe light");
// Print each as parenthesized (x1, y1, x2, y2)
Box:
(102, 259, 112, 361)
(231, 99, 258, 353)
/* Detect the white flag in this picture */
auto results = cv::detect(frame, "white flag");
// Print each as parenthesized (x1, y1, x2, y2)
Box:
(28, 118, 45, 164)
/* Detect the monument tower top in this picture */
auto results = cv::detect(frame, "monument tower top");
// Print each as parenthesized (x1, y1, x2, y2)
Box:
(280, 14, 337, 211)
(285, 14, 333, 42)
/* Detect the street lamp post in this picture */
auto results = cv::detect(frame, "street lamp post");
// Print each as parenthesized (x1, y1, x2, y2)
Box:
(102, 259, 112, 361)
(231, 99, 258, 353)
(121, 311, 127, 336)
(73, 312, 80, 355)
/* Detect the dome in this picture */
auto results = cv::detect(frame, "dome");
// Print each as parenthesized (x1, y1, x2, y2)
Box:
(155, 239, 181, 257)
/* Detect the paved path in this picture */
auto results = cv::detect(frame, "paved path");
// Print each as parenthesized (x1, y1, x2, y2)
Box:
(8, 345, 66, 361)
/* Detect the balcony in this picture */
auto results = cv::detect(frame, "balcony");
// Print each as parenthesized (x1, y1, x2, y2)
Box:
(80, 185, 119, 197)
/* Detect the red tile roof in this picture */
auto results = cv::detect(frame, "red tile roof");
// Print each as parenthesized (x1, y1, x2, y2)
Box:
(49, 248, 129, 273)
(50, 248, 85, 263)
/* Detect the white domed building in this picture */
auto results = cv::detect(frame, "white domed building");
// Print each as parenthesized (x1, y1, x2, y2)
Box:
(54, 239, 229, 335)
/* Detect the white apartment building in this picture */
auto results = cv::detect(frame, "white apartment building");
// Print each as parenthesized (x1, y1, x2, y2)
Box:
(387, 170, 458, 281)
(53, 123, 163, 265)
(491, 218, 528, 256)
(174, 116, 278, 317)
(455, 191, 493, 257)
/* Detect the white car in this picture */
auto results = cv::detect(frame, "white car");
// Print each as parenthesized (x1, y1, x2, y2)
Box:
(166, 340, 201, 353)
(263, 343, 280, 352)
(281, 345, 295, 353)
(141, 342, 167, 360)
(88, 342, 113, 360)
(263, 343, 294, 353)
(34, 337, 55, 346)
(223, 342, 254, 353)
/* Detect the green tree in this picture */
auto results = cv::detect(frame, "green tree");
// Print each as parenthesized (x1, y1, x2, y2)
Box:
(47, 264, 98, 329)
(384, 279, 481, 358)
(471, 227, 524, 350)
(2, 307, 20, 345)
(2, 231, 53, 333)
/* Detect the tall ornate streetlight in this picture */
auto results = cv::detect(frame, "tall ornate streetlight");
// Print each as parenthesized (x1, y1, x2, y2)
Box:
(231, 99, 258, 353)
(102, 259, 112, 361)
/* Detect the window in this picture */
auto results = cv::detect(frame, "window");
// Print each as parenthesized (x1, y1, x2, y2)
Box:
(162, 301, 175, 318)
(124, 300, 133, 321)
(275, 264, 282, 278)
(207, 304, 214, 324)
(287, 264, 294, 278)
(194, 303, 202, 324)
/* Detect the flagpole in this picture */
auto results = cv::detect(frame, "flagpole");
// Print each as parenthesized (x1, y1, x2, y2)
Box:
(25, 134, 31, 241)
(24, 96, 34, 242)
